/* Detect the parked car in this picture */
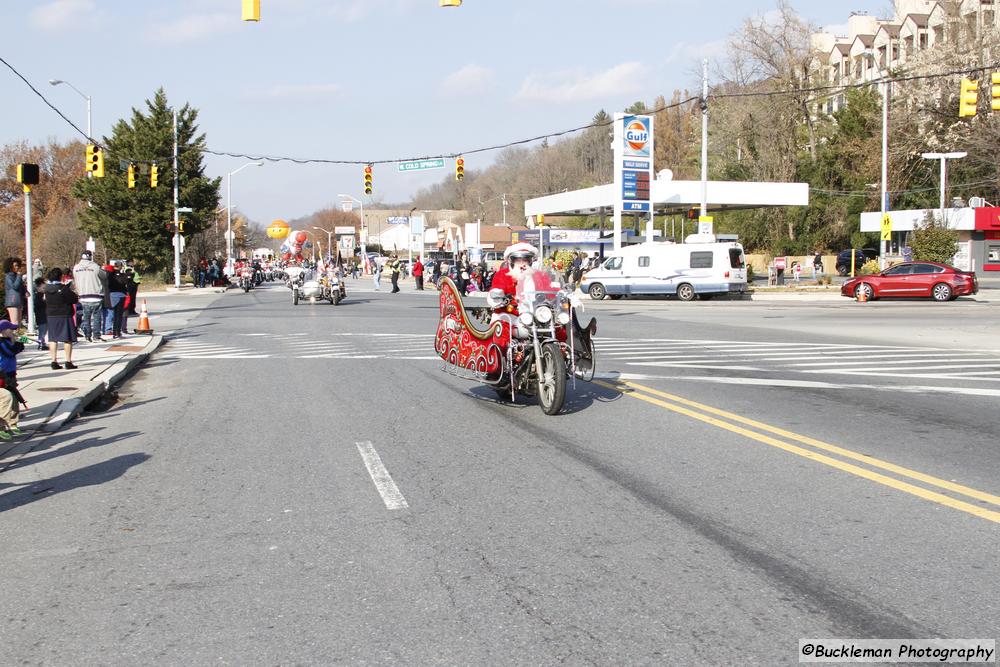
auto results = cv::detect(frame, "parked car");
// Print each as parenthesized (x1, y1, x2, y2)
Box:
(834, 249, 874, 276)
(840, 261, 978, 302)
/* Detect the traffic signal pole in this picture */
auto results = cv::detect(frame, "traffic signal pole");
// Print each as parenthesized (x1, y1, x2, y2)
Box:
(173, 110, 181, 288)
(23, 185, 35, 335)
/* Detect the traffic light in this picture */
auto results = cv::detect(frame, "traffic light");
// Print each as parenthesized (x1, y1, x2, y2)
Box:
(455, 157, 465, 181)
(686, 207, 698, 220)
(150, 164, 159, 188)
(85, 144, 105, 177)
(959, 77, 979, 117)
(991, 73, 1000, 111)
(178, 220, 185, 233)
(127, 163, 137, 188)
(16, 163, 40, 186)
(166, 221, 177, 234)
(242, 0, 260, 21)
(364, 164, 373, 195)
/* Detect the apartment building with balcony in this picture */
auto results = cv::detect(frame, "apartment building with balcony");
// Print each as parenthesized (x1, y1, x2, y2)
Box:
(809, 0, 997, 115)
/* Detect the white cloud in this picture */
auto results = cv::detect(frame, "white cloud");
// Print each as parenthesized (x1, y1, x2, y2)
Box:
(245, 83, 344, 102)
(30, 0, 96, 31)
(147, 13, 237, 43)
(440, 64, 494, 97)
(515, 62, 647, 103)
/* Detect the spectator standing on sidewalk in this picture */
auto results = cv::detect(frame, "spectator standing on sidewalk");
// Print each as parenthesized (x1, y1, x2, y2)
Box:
(812, 251, 823, 280)
(105, 262, 127, 338)
(43, 267, 78, 370)
(4, 258, 26, 325)
(32, 278, 47, 350)
(389, 255, 401, 293)
(0, 320, 25, 439)
(72, 251, 105, 343)
(412, 258, 424, 290)
(372, 255, 383, 291)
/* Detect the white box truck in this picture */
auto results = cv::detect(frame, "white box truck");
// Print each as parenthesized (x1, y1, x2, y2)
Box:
(579, 236, 747, 301)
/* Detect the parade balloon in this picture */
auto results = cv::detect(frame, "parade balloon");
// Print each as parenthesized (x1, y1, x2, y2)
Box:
(267, 220, 290, 239)
(293, 230, 308, 244)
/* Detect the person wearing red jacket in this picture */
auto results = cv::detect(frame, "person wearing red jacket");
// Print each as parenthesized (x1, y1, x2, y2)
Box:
(412, 257, 425, 291)
(491, 242, 538, 299)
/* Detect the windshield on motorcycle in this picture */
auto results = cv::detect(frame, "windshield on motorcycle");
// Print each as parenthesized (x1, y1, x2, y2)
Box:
(516, 267, 561, 302)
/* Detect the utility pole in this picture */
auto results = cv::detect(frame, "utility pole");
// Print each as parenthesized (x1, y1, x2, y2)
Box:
(502, 193, 508, 226)
(700, 59, 709, 224)
(173, 110, 181, 288)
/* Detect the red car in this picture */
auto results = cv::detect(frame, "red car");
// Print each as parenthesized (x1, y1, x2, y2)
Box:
(841, 261, 978, 302)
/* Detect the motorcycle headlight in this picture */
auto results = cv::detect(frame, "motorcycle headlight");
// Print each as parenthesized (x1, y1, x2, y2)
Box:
(556, 311, 570, 325)
(534, 305, 553, 324)
(518, 312, 533, 327)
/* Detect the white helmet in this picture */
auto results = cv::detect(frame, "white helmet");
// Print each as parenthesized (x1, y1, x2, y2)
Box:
(504, 242, 538, 266)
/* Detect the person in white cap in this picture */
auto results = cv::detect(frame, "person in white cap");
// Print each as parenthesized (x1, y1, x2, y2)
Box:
(490, 242, 538, 298)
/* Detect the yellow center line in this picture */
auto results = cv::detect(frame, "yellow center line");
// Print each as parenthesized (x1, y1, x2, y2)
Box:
(595, 380, 1000, 525)
(622, 381, 1000, 509)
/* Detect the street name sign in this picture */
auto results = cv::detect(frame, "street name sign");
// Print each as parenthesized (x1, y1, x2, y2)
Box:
(397, 159, 446, 172)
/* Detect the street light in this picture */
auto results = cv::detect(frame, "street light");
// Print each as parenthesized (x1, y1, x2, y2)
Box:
(312, 226, 334, 262)
(227, 161, 263, 274)
(49, 79, 91, 139)
(50, 78, 96, 252)
(921, 152, 967, 223)
(862, 51, 889, 265)
(338, 193, 367, 272)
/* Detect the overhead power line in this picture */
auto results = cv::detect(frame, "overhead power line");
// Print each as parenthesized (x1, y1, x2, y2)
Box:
(5, 51, 1000, 168)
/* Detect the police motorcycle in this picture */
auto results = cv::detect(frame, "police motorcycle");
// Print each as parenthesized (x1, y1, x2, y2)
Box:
(292, 266, 343, 306)
(238, 265, 255, 293)
(435, 267, 597, 415)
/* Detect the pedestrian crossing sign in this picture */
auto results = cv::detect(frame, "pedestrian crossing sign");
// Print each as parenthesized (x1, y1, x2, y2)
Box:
(881, 214, 892, 242)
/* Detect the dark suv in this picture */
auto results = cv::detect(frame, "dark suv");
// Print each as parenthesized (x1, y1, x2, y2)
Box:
(835, 249, 876, 276)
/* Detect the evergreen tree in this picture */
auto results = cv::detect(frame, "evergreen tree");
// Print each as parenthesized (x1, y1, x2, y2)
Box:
(73, 89, 220, 271)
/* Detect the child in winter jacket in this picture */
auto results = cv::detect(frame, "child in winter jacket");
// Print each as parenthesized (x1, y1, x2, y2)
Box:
(0, 320, 26, 440)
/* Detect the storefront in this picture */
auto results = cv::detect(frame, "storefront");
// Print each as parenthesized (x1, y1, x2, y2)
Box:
(859, 206, 1000, 275)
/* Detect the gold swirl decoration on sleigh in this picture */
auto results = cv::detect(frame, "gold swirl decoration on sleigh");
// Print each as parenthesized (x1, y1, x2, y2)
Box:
(434, 277, 508, 381)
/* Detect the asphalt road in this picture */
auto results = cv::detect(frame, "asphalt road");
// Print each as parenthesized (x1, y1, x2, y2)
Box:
(1, 280, 997, 665)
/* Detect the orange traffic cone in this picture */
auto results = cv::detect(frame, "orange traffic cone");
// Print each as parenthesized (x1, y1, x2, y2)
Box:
(134, 299, 154, 334)
(856, 286, 868, 303)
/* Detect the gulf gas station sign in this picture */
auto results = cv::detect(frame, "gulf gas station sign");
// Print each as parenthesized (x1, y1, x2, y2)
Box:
(613, 114, 654, 247)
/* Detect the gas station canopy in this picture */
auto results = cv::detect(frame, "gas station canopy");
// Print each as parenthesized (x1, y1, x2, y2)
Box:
(524, 179, 808, 218)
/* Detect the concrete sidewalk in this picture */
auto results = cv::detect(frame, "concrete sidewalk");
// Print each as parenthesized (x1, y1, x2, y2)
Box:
(0, 333, 163, 461)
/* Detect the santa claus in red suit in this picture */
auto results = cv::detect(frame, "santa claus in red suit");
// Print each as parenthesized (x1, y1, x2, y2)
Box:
(491, 242, 538, 299)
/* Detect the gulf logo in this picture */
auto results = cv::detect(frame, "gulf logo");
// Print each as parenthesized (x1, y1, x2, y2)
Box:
(624, 119, 650, 155)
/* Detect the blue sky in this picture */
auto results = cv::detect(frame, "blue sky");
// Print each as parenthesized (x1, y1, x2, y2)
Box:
(3, 0, 884, 223)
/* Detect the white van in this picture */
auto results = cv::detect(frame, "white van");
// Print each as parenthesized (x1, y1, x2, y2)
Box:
(580, 238, 747, 301)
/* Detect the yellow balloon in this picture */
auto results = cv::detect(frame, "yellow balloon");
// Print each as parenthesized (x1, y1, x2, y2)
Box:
(267, 220, 290, 239)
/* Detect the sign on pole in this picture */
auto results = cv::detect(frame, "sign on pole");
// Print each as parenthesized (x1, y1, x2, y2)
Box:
(880, 214, 892, 242)
(613, 113, 654, 250)
(397, 159, 446, 172)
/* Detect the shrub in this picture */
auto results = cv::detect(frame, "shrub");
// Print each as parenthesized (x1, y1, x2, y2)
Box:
(911, 211, 959, 264)
(859, 259, 880, 275)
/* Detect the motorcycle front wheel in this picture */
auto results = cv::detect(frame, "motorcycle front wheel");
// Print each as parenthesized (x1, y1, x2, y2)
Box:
(538, 341, 566, 415)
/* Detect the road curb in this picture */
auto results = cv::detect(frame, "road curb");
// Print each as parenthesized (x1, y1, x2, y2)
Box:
(33, 334, 165, 435)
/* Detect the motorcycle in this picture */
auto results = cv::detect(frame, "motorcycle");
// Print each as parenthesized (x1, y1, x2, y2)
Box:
(293, 273, 344, 306)
(239, 268, 254, 293)
(434, 268, 596, 415)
